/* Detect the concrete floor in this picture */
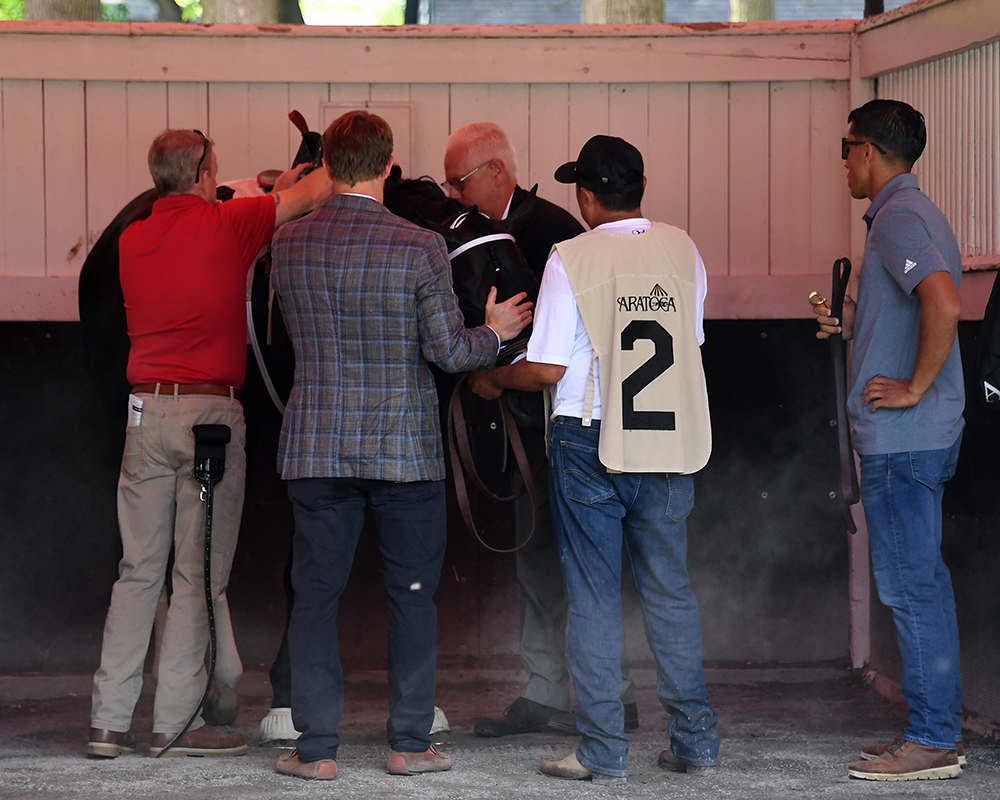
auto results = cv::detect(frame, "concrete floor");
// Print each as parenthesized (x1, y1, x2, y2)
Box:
(2, 667, 999, 800)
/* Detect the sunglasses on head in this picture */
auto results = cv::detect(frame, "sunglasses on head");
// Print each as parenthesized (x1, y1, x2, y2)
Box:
(193, 130, 209, 183)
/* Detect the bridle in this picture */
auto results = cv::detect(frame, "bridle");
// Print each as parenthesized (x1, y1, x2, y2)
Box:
(447, 210, 516, 262)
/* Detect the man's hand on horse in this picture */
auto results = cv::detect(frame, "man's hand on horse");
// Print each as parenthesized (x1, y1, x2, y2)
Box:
(484, 287, 533, 342)
(468, 371, 504, 401)
(273, 163, 311, 193)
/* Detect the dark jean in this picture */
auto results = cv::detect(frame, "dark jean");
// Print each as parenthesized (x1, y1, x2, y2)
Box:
(859, 433, 963, 750)
(286, 477, 446, 762)
(548, 417, 719, 778)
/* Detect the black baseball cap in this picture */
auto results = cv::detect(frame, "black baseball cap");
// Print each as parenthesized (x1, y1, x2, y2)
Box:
(554, 135, 644, 193)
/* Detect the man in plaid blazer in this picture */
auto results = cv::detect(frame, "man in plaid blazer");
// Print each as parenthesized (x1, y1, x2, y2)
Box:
(269, 110, 532, 781)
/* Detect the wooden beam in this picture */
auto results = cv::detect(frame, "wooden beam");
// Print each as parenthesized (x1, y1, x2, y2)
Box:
(857, 0, 1000, 78)
(0, 21, 853, 84)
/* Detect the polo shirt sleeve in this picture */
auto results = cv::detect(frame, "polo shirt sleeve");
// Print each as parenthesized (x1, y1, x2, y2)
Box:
(222, 195, 277, 266)
(871, 205, 951, 296)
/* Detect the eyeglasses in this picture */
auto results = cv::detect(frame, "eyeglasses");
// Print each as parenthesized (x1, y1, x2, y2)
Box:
(193, 130, 209, 184)
(441, 161, 491, 192)
(841, 137, 887, 160)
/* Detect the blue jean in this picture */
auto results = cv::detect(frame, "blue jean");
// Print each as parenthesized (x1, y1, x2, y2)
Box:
(859, 433, 963, 750)
(286, 477, 446, 762)
(548, 418, 719, 778)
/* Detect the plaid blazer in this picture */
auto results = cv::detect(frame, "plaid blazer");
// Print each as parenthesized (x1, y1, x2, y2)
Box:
(271, 193, 499, 482)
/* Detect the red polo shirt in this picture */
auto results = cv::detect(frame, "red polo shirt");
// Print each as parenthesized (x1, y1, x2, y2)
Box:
(120, 193, 276, 389)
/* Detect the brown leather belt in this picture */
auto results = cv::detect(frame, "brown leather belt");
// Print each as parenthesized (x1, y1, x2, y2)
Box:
(132, 383, 241, 400)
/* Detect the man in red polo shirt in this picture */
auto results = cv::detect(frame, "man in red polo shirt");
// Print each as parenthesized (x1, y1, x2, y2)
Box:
(88, 129, 331, 759)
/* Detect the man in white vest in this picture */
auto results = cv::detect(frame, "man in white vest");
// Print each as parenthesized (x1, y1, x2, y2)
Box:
(469, 135, 718, 784)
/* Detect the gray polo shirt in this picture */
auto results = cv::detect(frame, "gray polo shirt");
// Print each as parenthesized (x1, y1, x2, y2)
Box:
(848, 172, 965, 455)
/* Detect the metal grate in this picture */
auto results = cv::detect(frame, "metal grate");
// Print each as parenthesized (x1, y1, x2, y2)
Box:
(880, 40, 1000, 268)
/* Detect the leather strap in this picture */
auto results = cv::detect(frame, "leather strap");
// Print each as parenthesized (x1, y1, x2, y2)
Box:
(830, 257, 859, 534)
(447, 375, 542, 554)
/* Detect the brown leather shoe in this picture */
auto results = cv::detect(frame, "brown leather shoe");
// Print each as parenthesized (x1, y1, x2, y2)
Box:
(862, 732, 966, 766)
(848, 739, 961, 781)
(149, 725, 247, 757)
(275, 749, 337, 780)
(387, 745, 453, 775)
(539, 752, 626, 785)
(657, 746, 717, 775)
(87, 728, 136, 758)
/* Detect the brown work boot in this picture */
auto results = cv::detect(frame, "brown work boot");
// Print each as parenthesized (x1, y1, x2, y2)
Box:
(387, 745, 453, 775)
(862, 732, 966, 766)
(848, 739, 960, 781)
(275, 749, 337, 780)
(149, 725, 247, 757)
(87, 728, 136, 758)
(539, 752, 626, 785)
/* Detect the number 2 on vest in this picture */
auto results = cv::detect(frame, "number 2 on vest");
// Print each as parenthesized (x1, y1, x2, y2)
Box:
(621, 320, 676, 431)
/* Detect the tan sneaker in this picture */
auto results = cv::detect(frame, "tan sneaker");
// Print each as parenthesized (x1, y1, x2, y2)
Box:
(388, 745, 453, 775)
(849, 740, 961, 781)
(862, 732, 966, 766)
(275, 749, 337, 780)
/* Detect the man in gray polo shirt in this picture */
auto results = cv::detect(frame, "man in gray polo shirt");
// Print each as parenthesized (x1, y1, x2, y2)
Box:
(814, 99, 964, 782)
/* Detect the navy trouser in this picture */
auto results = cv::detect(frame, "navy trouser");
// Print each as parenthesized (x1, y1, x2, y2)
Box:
(286, 477, 446, 762)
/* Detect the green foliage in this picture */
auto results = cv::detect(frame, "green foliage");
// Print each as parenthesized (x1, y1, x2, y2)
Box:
(175, 0, 202, 22)
(0, 0, 25, 21)
(101, 3, 129, 20)
(299, 0, 405, 26)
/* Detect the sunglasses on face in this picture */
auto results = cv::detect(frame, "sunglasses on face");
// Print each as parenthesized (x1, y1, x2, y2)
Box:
(841, 137, 887, 160)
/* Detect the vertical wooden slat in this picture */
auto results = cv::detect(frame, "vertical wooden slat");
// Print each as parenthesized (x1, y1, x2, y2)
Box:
(728, 82, 770, 277)
(689, 82, 729, 277)
(769, 82, 811, 276)
(207, 83, 250, 185)
(526, 84, 573, 214)
(809, 80, 850, 272)
(488, 85, 531, 180)
(43, 81, 88, 277)
(448, 84, 493, 132)
(248, 83, 293, 175)
(568, 83, 610, 227)
(167, 83, 209, 131)
(409, 84, 449, 181)
(2, 80, 46, 275)
(85, 82, 129, 243)
(645, 83, 690, 232)
(369, 84, 414, 175)
(125, 82, 168, 201)
(609, 83, 649, 163)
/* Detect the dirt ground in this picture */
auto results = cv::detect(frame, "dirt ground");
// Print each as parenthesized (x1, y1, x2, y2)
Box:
(2, 668, 999, 800)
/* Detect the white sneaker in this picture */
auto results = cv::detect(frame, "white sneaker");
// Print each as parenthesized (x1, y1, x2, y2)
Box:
(430, 706, 450, 743)
(259, 707, 300, 744)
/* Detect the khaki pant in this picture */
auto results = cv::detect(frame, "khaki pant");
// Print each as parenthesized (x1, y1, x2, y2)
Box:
(91, 391, 246, 734)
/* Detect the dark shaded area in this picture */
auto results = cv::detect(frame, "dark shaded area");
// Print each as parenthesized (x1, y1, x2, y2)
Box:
(1, 319, 996, 732)
(867, 323, 1000, 731)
